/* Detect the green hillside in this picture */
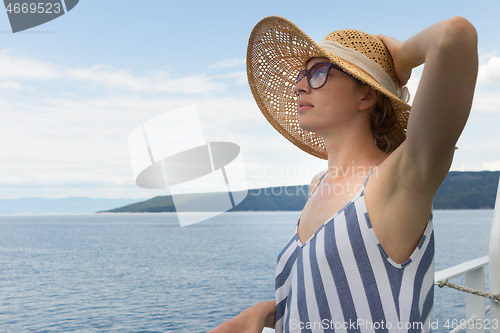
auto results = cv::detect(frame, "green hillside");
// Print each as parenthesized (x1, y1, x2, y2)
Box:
(433, 171, 500, 209)
(103, 171, 500, 213)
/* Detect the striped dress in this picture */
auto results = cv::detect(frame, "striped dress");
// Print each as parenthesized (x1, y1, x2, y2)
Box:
(274, 172, 434, 333)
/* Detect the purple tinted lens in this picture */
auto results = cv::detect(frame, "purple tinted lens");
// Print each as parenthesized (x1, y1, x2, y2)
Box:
(309, 63, 330, 88)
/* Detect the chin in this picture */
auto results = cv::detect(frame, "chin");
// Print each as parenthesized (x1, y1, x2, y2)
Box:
(298, 123, 320, 135)
(298, 121, 310, 132)
(298, 118, 319, 133)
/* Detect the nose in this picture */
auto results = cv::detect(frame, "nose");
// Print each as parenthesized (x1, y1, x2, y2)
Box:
(293, 75, 310, 96)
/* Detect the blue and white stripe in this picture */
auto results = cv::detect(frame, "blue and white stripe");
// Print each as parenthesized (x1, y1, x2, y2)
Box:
(274, 185, 434, 333)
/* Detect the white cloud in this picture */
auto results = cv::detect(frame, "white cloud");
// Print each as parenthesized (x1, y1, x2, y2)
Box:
(0, 49, 235, 95)
(214, 71, 247, 85)
(66, 65, 227, 94)
(0, 171, 131, 187)
(483, 161, 500, 171)
(405, 55, 500, 113)
(209, 58, 245, 69)
(477, 55, 500, 86)
(405, 65, 423, 104)
(0, 80, 22, 90)
(471, 54, 500, 113)
(0, 51, 60, 80)
(452, 161, 500, 172)
(471, 89, 500, 113)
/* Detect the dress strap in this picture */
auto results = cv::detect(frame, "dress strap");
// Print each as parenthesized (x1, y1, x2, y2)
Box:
(309, 170, 328, 198)
(362, 167, 376, 188)
(310, 167, 375, 198)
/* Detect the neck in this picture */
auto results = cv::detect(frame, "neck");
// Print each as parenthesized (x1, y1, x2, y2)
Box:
(322, 125, 388, 179)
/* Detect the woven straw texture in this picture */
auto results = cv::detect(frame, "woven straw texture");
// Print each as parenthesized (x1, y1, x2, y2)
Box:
(246, 16, 411, 159)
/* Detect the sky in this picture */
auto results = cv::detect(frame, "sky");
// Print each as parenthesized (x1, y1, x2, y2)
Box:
(1, 0, 500, 199)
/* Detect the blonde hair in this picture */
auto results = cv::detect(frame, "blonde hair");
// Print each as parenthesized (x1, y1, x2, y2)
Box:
(371, 94, 406, 153)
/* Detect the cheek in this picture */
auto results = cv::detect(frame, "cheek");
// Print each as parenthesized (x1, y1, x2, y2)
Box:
(320, 87, 358, 113)
(327, 81, 363, 108)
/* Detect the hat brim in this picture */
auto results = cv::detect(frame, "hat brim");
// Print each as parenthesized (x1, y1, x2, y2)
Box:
(246, 16, 411, 159)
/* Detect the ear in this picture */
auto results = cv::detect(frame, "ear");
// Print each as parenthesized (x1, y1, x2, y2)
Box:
(359, 87, 379, 111)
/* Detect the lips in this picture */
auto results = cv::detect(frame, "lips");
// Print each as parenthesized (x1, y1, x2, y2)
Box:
(298, 101, 313, 113)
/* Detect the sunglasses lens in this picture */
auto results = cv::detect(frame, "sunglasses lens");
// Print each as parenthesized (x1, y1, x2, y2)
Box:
(309, 63, 330, 88)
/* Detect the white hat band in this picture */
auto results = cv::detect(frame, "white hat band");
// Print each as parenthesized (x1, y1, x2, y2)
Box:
(318, 40, 409, 102)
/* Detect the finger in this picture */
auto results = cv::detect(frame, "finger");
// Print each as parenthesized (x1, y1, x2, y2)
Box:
(375, 35, 392, 49)
(375, 34, 390, 42)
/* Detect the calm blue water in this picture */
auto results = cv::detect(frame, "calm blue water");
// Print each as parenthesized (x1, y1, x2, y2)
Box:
(0, 210, 494, 332)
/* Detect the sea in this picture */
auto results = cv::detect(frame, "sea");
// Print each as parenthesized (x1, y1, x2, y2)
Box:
(0, 210, 495, 333)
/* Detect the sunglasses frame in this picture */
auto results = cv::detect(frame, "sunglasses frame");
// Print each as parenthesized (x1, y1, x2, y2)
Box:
(296, 62, 345, 90)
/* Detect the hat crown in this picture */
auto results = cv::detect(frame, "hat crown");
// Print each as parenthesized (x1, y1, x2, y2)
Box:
(323, 29, 400, 87)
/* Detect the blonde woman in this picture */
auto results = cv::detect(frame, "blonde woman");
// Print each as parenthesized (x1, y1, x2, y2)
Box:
(211, 16, 477, 333)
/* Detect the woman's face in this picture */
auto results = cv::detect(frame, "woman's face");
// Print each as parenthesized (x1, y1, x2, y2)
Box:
(294, 57, 370, 137)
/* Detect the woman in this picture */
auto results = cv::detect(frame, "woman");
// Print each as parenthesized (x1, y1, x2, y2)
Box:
(211, 15, 477, 333)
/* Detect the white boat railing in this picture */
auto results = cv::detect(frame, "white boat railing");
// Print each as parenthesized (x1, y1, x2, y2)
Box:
(434, 178, 500, 333)
(434, 256, 489, 333)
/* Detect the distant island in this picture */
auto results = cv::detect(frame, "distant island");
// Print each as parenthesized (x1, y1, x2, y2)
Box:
(103, 171, 500, 213)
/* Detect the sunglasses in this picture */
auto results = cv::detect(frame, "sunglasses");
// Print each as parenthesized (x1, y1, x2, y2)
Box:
(296, 62, 345, 89)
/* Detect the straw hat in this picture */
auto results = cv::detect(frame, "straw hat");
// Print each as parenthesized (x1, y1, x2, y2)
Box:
(246, 16, 411, 159)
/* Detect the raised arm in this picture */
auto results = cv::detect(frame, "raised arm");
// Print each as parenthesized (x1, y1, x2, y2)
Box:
(367, 18, 478, 263)
(380, 16, 478, 195)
